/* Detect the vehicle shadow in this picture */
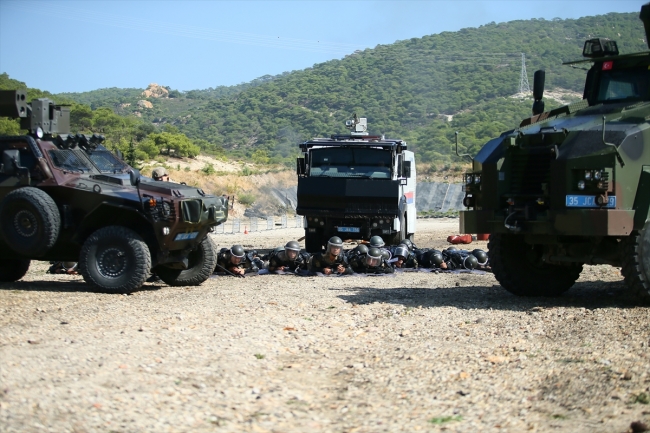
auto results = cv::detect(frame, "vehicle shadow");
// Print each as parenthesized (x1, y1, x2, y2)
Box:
(335, 280, 646, 310)
(0, 279, 163, 294)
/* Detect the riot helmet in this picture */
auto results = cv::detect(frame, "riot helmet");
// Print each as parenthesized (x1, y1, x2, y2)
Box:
(446, 246, 457, 251)
(285, 240, 301, 260)
(326, 236, 343, 256)
(472, 249, 489, 265)
(366, 247, 383, 267)
(354, 244, 369, 255)
(380, 249, 391, 261)
(463, 254, 479, 270)
(394, 245, 409, 260)
(369, 235, 385, 248)
(401, 239, 414, 251)
(230, 245, 245, 265)
(429, 250, 444, 267)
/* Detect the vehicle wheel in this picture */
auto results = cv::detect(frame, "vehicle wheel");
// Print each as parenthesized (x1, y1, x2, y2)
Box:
(488, 233, 583, 296)
(78, 226, 151, 293)
(0, 187, 60, 256)
(305, 230, 322, 253)
(155, 236, 217, 286)
(621, 221, 650, 301)
(0, 259, 30, 282)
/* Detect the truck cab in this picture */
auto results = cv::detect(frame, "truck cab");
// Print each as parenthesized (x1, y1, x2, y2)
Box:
(296, 116, 416, 253)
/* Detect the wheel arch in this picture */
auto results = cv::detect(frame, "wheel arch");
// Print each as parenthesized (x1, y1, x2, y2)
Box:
(74, 203, 156, 250)
(633, 167, 650, 230)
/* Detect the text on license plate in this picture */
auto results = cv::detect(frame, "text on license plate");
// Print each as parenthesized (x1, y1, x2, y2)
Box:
(565, 195, 616, 208)
(174, 231, 199, 241)
(338, 227, 360, 233)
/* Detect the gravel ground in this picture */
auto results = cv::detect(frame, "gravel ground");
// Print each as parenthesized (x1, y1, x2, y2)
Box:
(1, 219, 649, 433)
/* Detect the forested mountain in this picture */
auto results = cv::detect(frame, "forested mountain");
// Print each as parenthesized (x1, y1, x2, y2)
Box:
(2, 11, 647, 168)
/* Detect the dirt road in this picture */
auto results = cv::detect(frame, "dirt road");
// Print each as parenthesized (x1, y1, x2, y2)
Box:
(1, 219, 648, 433)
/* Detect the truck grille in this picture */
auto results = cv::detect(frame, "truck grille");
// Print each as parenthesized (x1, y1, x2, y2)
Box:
(510, 151, 553, 194)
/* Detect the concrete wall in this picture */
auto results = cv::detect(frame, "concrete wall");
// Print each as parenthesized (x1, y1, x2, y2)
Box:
(245, 182, 464, 217)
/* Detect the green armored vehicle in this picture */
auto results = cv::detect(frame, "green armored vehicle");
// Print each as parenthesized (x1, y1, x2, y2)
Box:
(0, 90, 228, 293)
(460, 4, 650, 299)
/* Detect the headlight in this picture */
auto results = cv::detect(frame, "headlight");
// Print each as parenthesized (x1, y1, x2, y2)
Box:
(162, 227, 170, 235)
(594, 170, 602, 180)
(474, 175, 481, 184)
(584, 170, 592, 181)
(465, 174, 473, 185)
(162, 202, 171, 217)
(577, 180, 585, 190)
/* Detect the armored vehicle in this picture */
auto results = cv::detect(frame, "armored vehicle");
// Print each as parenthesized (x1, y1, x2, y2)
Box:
(0, 90, 228, 293)
(460, 4, 650, 300)
(296, 115, 416, 253)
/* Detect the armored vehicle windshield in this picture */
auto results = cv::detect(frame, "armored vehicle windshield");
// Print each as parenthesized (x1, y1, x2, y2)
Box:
(308, 147, 392, 178)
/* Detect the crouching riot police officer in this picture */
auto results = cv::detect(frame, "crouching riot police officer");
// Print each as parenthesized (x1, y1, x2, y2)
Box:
(267, 241, 310, 273)
(391, 244, 418, 269)
(351, 247, 394, 274)
(310, 236, 353, 275)
(215, 245, 262, 276)
(346, 244, 369, 270)
(439, 247, 479, 270)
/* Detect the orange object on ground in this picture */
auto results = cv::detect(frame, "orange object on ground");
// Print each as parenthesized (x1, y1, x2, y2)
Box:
(244, 226, 248, 234)
(476, 234, 490, 241)
(447, 234, 473, 244)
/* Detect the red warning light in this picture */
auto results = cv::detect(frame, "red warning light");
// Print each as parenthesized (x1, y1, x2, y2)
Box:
(602, 61, 613, 71)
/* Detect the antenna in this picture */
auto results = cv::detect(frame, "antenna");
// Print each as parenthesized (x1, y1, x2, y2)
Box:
(519, 53, 531, 94)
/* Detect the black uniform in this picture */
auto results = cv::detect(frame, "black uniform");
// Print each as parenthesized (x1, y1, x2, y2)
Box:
(215, 248, 262, 274)
(350, 258, 395, 274)
(267, 248, 310, 272)
(310, 252, 353, 275)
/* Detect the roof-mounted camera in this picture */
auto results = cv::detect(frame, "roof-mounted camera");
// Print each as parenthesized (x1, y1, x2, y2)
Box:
(345, 113, 368, 136)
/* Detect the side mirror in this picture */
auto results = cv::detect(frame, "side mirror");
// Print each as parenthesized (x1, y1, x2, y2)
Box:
(532, 70, 545, 115)
(115, 149, 124, 160)
(1, 149, 20, 176)
(296, 157, 306, 176)
(130, 169, 141, 186)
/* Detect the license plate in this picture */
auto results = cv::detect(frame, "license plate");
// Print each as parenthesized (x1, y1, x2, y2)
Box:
(174, 231, 199, 241)
(338, 227, 360, 233)
(565, 195, 616, 208)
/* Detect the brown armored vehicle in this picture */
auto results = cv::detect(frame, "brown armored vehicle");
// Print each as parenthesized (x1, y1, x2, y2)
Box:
(0, 89, 228, 293)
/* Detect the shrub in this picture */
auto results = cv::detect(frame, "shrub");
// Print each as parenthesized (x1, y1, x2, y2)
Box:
(201, 163, 216, 175)
(238, 193, 256, 206)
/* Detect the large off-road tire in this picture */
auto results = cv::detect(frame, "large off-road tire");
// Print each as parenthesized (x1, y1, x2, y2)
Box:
(78, 226, 151, 293)
(305, 230, 323, 253)
(155, 236, 217, 286)
(0, 259, 31, 282)
(488, 233, 583, 297)
(0, 187, 60, 256)
(621, 220, 650, 302)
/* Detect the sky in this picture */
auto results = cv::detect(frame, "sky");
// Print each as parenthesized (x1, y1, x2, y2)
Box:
(0, 0, 645, 94)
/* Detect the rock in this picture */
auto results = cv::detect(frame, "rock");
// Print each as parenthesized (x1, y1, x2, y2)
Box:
(141, 83, 169, 99)
(631, 421, 649, 433)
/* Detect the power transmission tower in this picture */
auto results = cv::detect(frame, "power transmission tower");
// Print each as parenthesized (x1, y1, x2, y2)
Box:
(519, 53, 531, 94)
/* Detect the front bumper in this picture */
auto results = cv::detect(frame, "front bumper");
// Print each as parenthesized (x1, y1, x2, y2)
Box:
(460, 209, 635, 237)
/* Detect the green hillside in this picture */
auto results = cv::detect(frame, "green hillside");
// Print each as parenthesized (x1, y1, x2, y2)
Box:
(2, 11, 647, 169)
